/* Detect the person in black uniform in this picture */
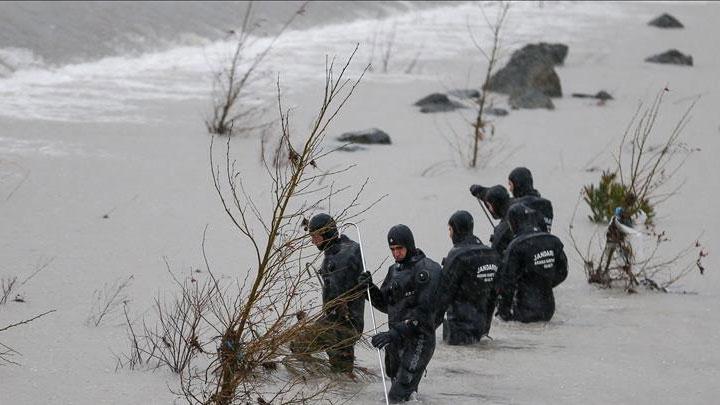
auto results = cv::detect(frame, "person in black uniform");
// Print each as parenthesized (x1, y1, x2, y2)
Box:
(290, 213, 365, 373)
(436, 210, 501, 345)
(358, 224, 441, 403)
(507, 167, 554, 232)
(470, 184, 513, 256)
(495, 204, 568, 323)
(469, 166, 554, 235)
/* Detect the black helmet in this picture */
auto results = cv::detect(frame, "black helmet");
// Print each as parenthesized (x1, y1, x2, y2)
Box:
(507, 203, 537, 234)
(448, 210, 474, 244)
(508, 167, 534, 198)
(387, 224, 416, 255)
(484, 185, 511, 219)
(307, 213, 338, 250)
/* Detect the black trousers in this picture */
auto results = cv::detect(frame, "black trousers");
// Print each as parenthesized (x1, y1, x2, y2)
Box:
(384, 333, 436, 402)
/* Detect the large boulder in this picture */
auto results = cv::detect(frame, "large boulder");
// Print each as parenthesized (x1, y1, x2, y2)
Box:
(485, 42, 567, 98)
(337, 128, 391, 145)
(509, 88, 554, 110)
(645, 49, 693, 66)
(414, 93, 465, 113)
(648, 13, 684, 28)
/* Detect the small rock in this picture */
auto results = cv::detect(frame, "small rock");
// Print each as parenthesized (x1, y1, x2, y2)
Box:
(571, 90, 613, 101)
(648, 13, 684, 28)
(414, 93, 465, 113)
(337, 144, 367, 152)
(645, 49, 693, 66)
(486, 107, 509, 116)
(509, 88, 554, 110)
(447, 89, 480, 99)
(337, 128, 391, 145)
(414, 93, 450, 106)
(595, 90, 613, 101)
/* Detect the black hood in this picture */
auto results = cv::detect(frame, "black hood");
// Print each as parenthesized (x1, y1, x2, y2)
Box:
(448, 210, 474, 244)
(509, 167, 539, 198)
(484, 185, 511, 219)
(507, 203, 539, 235)
(387, 224, 417, 262)
(308, 213, 338, 251)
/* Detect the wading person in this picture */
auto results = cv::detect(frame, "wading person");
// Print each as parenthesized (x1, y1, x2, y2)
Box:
(470, 184, 513, 256)
(469, 166, 554, 235)
(290, 213, 365, 374)
(436, 211, 501, 345)
(495, 205, 568, 323)
(358, 224, 441, 403)
(507, 167, 554, 232)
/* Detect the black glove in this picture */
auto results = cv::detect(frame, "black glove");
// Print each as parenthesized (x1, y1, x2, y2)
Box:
(470, 184, 488, 199)
(357, 271, 373, 289)
(371, 329, 400, 350)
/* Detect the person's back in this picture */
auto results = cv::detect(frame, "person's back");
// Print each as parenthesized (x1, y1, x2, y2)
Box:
(496, 205, 568, 322)
(508, 167, 554, 233)
(437, 211, 500, 345)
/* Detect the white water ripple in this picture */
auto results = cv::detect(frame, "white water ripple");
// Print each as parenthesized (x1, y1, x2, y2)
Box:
(0, 2, 632, 124)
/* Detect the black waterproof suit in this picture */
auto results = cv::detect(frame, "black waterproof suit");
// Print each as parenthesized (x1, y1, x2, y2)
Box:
(470, 184, 513, 256)
(485, 185, 513, 256)
(292, 214, 365, 372)
(319, 234, 366, 336)
(437, 211, 501, 345)
(367, 225, 441, 402)
(508, 167, 554, 233)
(496, 205, 568, 322)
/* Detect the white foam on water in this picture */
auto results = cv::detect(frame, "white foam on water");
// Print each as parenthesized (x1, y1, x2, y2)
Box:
(0, 1, 631, 124)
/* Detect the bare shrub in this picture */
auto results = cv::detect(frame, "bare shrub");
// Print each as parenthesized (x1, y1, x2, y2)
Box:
(570, 89, 706, 292)
(87, 275, 133, 327)
(366, 18, 423, 75)
(1, 276, 17, 305)
(206, 2, 306, 137)
(469, 2, 510, 168)
(1, 256, 54, 305)
(583, 88, 697, 225)
(1, 310, 56, 366)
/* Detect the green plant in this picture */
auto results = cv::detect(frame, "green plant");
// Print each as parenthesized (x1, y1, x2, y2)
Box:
(582, 170, 655, 225)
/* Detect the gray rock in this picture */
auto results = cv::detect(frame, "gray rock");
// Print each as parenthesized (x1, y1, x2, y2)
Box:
(531, 42, 569, 65)
(447, 88, 480, 99)
(337, 128, 391, 145)
(337, 144, 367, 152)
(648, 13, 684, 28)
(595, 90, 613, 101)
(571, 90, 613, 100)
(486, 107, 509, 116)
(509, 88, 554, 110)
(485, 42, 567, 98)
(414, 93, 465, 113)
(645, 49, 693, 66)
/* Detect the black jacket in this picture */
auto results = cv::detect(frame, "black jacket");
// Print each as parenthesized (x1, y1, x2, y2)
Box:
(480, 185, 514, 256)
(509, 192, 554, 233)
(508, 167, 554, 233)
(437, 233, 500, 343)
(496, 205, 568, 322)
(318, 234, 365, 333)
(368, 249, 442, 339)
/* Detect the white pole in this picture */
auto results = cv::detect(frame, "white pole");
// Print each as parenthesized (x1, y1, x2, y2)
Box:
(344, 222, 390, 405)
